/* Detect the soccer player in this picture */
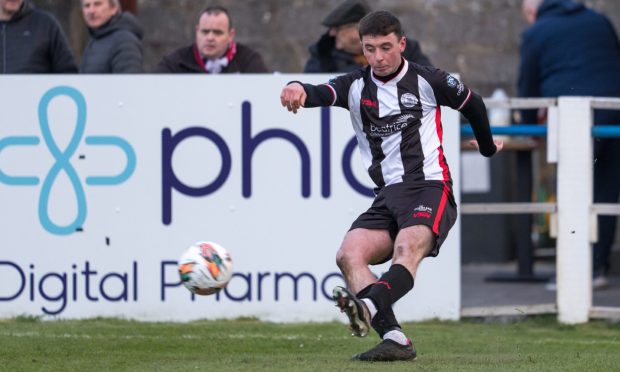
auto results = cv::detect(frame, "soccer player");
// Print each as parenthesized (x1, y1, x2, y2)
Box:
(280, 10, 503, 362)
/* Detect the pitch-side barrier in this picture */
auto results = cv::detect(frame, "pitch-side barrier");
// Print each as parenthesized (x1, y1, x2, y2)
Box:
(460, 97, 620, 324)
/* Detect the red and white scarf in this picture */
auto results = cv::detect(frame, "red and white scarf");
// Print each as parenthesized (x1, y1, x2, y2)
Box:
(194, 42, 237, 74)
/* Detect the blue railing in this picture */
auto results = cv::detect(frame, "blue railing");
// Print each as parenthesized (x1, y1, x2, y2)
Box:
(460, 125, 620, 138)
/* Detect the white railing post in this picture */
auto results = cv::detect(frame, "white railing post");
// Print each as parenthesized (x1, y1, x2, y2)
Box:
(556, 97, 593, 324)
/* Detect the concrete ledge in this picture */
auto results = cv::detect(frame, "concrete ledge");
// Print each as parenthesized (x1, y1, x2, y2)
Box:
(461, 304, 557, 318)
(590, 306, 620, 320)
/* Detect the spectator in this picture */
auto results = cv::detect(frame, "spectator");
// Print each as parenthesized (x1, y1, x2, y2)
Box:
(0, 0, 77, 73)
(80, 0, 144, 73)
(304, 0, 432, 73)
(155, 5, 268, 73)
(519, 0, 620, 289)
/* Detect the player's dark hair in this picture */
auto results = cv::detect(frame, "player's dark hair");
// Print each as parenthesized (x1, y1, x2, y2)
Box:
(199, 5, 233, 29)
(358, 10, 403, 39)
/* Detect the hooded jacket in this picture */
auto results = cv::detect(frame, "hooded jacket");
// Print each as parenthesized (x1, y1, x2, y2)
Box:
(304, 33, 433, 73)
(0, 0, 77, 73)
(518, 0, 620, 100)
(80, 11, 144, 73)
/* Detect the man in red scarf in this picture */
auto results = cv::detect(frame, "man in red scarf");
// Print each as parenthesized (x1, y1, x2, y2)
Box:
(155, 5, 268, 73)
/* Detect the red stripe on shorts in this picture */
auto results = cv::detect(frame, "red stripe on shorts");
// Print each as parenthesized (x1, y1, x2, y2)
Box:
(432, 183, 449, 234)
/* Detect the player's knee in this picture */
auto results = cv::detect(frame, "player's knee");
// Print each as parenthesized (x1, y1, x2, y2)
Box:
(393, 239, 432, 261)
(335, 247, 349, 271)
(335, 245, 358, 271)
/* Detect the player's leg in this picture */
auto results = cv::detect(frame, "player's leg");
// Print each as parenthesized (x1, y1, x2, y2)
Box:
(334, 228, 403, 340)
(362, 181, 453, 319)
(349, 225, 432, 361)
(352, 181, 457, 361)
(336, 228, 393, 293)
(333, 228, 392, 337)
(364, 225, 433, 313)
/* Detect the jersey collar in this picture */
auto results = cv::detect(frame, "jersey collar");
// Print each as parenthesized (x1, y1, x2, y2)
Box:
(371, 58, 408, 85)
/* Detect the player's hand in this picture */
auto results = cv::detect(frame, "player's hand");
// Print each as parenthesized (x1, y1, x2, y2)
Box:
(280, 83, 307, 114)
(469, 138, 504, 154)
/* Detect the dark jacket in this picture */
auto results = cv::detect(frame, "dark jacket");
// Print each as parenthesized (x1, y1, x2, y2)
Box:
(154, 43, 268, 73)
(304, 33, 432, 73)
(518, 0, 620, 100)
(80, 12, 144, 73)
(0, 0, 77, 73)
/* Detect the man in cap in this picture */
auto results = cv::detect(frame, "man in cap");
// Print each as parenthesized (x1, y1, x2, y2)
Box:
(304, 0, 431, 73)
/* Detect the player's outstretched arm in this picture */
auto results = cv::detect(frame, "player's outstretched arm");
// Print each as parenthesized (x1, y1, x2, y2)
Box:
(461, 92, 503, 156)
(280, 81, 339, 114)
(280, 82, 307, 114)
(470, 138, 504, 153)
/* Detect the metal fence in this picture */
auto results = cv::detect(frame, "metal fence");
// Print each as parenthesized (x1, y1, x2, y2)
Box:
(460, 96, 620, 324)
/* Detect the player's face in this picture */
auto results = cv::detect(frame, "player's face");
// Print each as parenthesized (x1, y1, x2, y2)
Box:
(82, 0, 118, 29)
(0, 0, 23, 18)
(195, 12, 235, 60)
(329, 23, 362, 55)
(361, 33, 406, 76)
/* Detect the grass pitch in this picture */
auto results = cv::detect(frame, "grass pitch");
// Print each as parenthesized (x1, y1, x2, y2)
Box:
(0, 316, 618, 371)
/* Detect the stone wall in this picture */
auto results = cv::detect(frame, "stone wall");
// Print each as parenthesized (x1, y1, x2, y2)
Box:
(38, 0, 620, 96)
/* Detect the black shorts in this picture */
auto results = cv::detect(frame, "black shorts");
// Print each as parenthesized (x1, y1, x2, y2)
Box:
(350, 180, 457, 260)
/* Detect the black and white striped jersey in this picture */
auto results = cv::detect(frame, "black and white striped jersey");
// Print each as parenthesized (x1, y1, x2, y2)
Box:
(303, 59, 472, 190)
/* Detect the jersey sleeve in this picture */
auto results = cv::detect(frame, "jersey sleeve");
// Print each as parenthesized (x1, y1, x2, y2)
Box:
(324, 72, 359, 109)
(298, 69, 362, 110)
(421, 67, 472, 111)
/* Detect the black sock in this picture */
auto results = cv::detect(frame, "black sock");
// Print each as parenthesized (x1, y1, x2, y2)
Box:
(365, 264, 414, 313)
(357, 284, 400, 338)
(371, 308, 401, 338)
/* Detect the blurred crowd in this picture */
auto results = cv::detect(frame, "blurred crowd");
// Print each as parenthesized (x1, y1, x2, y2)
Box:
(0, 0, 433, 74)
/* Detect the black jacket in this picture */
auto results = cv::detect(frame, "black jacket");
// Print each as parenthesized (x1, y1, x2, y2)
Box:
(304, 33, 432, 73)
(519, 0, 620, 99)
(154, 43, 268, 73)
(518, 0, 620, 125)
(80, 12, 144, 73)
(0, 0, 77, 73)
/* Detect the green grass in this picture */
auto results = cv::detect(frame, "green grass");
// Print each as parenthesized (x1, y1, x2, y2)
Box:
(0, 316, 618, 371)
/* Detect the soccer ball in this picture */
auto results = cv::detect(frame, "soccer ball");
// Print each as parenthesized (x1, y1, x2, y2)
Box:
(178, 241, 233, 295)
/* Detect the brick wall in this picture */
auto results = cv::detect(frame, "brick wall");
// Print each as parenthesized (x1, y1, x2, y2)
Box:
(38, 0, 620, 96)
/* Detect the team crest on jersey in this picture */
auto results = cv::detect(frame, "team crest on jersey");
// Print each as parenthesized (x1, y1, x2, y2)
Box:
(447, 75, 459, 88)
(400, 93, 418, 108)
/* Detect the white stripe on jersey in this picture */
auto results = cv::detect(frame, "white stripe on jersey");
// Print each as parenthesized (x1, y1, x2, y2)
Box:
(418, 75, 445, 181)
(374, 64, 408, 186)
(347, 78, 374, 173)
(380, 132, 406, 185)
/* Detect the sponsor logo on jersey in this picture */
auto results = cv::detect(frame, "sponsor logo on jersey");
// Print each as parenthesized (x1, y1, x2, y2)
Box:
(369, 113, 418, 137)
(361, 98, 378, 108)
(369, 121, 409, 137)
(395, 114, 414, 124)
(457, 82, 465, 96)
(400, 93, 418, 108)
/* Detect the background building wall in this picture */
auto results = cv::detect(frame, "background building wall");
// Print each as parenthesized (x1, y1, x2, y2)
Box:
(37, 0, 620, 96)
